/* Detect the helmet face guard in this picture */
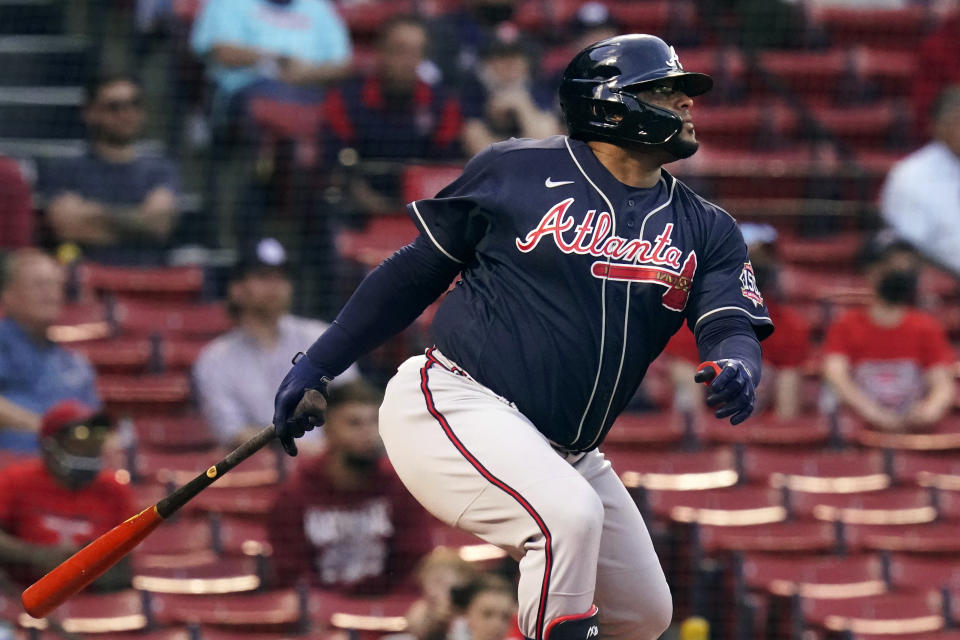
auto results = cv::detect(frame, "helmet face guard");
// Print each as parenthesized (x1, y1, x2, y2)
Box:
(559, 34, 713, 147)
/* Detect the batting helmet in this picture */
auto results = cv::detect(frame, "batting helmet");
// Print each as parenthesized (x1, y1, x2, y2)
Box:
(559, 34, 713, 146)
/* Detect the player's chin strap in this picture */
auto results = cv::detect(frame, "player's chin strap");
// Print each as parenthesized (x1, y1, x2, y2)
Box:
(527, 605, 600, 640)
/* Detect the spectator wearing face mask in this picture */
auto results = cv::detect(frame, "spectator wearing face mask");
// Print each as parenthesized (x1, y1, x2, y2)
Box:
(822, 232, 956, 432)
(0, 401, 133, 589)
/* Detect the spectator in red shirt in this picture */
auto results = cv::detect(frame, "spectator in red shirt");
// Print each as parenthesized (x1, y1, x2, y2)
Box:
(267, 378, 433, 594)
(662, 224, 811, 418)
(823, 232, 956, 432)
(0, 400, 133, 588)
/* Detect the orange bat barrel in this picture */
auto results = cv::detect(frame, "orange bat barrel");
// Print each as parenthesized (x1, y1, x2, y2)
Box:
(21, 506, 164, 618)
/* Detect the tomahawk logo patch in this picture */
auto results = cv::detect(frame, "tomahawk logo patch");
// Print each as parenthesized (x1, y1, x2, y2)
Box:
(740, 261, 764, 307)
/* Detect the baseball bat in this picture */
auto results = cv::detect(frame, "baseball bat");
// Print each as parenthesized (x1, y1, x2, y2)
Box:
(21, 424, 277, 619)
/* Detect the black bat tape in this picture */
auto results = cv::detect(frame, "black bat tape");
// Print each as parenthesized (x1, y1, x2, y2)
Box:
(155, 425, 277, 519)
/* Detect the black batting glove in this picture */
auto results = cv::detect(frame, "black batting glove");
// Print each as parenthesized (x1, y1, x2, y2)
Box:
(272, 352, 331, 456)
(695, 359, 756, 425)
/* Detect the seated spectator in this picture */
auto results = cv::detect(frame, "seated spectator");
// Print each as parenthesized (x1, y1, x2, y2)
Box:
(880, 86, 960, 277)
(266, 379, 432, 594)
(461, 34, 562, 157)
(0, 401, 133, 589)
(449, 573, 521, 640)
(0, 250, 99, 453)
(40, 73, 181, 266)
(190, 0, 352, 134)
(385, 547, 480, 640)
(193, 238, 358, 449)
(663, 224, 811, 419)
(823, 232, 956, 432)
(324, 15, 463, 218)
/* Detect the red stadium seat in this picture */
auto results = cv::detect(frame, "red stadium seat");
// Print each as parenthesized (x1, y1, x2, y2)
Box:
(29, 630, 192, 640)
(401, 163, 464, 204)
(603, 411, 689, 450)
(134, 448, 281, 487)
(607, 447, 739, 491)
(856, 417, 960, 452)
(698, 521, 838, 555)
(336, 0, 414, 41)
(801, 592, 944, 638)
(48, 301, 113, 343)
(211, 514, 271, 557)
(151, 589, 306, 632)
(134, 517, 214, 558)
(895, 452, 960, 490)
(0, 155, 34, 249)
(98, 373, 192, 417)
(17, 590, 149, 634)
(790, 488, 936, 525)
(336, 214, 420, 269)
(647, 486, 786, 526)
(741, 553, 886, 600)
(845, 523, 960, 555)
(190, 485, 280, 517)
(133, 415, 217, 452)
(741, 449, 889, 494)
(699, 413, 839, 450)
(112, 300, 231, 339)
(777, 231, 866, 272)
(811, 6, 933, 51)
(78, 263, 205, 303)
(158, 337, 211, 373)
(309, 589, 416, 636)
(889, 554, 960, 592)
(757, 49, 848, 99)
(68, 338, 153, 374)
(133, 555, 262, 595)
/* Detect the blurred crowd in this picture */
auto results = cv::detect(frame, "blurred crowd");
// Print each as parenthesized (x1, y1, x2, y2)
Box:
(1, 0, 960, 638)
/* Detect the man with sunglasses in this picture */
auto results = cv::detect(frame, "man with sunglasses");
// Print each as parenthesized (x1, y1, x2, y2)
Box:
(41, 73, 181, 265)
(0, 400, 133, 589)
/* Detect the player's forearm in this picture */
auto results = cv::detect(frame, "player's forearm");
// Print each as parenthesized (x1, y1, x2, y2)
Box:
(211, 43, 266, 68)
(0, 530, 50, 567)
(0, 397, 41, 432)
(303, 235, 461, 376)
(918, 367, 956, 421)
(695, 315, 762, 383)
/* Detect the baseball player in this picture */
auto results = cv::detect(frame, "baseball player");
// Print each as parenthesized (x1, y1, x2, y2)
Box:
(272, 34, 773, 640)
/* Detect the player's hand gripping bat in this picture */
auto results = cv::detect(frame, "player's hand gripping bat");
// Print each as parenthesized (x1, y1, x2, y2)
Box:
(695, 359, 756, 425)
(21, 389, 324, 619)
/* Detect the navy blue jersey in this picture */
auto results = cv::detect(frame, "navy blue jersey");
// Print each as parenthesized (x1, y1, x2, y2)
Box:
(409, 136, 773, 451)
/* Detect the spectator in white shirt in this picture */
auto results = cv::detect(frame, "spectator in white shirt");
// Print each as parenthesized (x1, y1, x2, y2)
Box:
(193, 238, 359, 448)
(880, 86, 960, 277)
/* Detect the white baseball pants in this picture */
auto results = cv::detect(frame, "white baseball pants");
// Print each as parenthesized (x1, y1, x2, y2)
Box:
(379, 350, 672, 640)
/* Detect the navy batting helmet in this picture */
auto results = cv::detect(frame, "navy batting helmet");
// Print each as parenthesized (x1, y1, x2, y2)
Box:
(559, 34, 713, 146)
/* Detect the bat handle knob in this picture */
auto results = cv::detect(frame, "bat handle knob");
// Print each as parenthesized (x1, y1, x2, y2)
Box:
(696, 361, 722, 385)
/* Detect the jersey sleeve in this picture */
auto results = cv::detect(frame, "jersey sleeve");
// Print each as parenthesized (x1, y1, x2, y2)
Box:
(406, 145, 501, 264)
(687, 215, 774, 340)
(822, 312, 856, 358)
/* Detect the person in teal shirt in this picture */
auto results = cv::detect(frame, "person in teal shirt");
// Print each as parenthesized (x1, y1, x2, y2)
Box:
(190, 0, 352, 117)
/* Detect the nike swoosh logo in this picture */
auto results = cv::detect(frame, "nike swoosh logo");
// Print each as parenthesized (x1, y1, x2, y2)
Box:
(545, 177, 575, 188)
